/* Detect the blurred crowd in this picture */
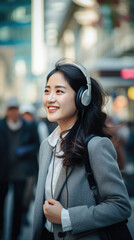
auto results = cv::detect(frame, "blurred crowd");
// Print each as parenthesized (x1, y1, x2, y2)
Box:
(106, 115, 134, 198)
(0, 97, 134, 240)
(0, 97, 57, 240)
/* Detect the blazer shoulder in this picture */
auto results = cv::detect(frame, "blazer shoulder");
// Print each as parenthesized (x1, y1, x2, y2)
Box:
(87, 136, 117, 165)
(87, 136, 115, 151)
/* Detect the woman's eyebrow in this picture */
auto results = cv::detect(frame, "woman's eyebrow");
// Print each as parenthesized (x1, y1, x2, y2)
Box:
(55, 85, 66, 89)
(45, 85, 66, 89)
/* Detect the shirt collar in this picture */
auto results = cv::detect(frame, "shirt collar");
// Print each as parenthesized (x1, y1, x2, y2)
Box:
(48, 124, 74, 148)
(48, 124, 74, 147)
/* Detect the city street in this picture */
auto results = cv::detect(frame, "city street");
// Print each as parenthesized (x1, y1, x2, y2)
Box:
(0, 0, 134, 240)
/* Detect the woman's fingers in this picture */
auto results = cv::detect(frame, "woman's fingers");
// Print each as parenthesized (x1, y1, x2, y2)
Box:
(43, 199, 62, 224)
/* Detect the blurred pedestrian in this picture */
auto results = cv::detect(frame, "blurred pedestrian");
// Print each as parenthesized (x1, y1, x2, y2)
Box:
(123, 127, 134, 197)
(20, 103, 49, 143)
(125, 126, 134, 163)
(20, 103, 49, 225)
(0, 97, 39, 240)
(105, 116, 130, 171)
(33, 61, 131, 240)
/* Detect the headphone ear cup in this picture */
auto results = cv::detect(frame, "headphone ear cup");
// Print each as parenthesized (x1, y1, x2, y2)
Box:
(75, 86, 87, 110)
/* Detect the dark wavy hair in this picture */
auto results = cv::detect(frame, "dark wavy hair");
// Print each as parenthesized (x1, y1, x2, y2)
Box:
(46, 60, 111, 167)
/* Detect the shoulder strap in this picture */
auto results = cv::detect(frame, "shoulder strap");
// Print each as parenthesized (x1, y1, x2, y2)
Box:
(85, 136, 130, 235)
(85, 135, 100, 204)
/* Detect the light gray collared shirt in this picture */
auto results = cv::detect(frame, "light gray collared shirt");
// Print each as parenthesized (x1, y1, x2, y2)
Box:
(45, 126, 72, 232)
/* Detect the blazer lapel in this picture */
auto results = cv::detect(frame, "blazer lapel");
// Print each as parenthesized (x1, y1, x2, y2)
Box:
(35, 141, 53, 205)
(33, 140, 53, 238)
(54, 166, 73, 200)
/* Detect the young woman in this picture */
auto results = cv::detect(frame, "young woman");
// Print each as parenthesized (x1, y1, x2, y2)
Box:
(33, 61, 131, 240)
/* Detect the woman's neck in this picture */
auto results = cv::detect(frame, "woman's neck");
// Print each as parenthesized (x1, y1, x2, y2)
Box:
(58, 119, 77, 132)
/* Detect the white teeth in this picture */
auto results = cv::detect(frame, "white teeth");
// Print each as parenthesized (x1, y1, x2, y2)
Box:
(48, 107, 58, 110)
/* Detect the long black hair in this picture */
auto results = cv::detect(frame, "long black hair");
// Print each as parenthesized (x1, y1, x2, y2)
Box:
(46, 60, 110, 167)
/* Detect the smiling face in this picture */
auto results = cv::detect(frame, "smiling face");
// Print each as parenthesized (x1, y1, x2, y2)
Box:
(43, 72, 78, 131)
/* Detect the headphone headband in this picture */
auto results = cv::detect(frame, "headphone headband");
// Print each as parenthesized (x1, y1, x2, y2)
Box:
(66, 62, 91, 97)
(57, 61, 91, 109)
(61, 62, 92, 108)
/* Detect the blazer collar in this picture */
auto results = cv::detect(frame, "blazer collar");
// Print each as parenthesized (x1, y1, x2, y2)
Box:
(54, 165, 73, 200)
(39, 128, 74, 202)
(38, 141, 73, 202)
(48, 126, 60, 147)
(36, 141, 53, 204)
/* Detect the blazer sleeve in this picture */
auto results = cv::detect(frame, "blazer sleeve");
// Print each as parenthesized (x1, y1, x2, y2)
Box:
(68, 137, 131, 234)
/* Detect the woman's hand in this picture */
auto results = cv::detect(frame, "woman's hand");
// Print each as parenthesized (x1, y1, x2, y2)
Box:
(43, 199, 63, 224)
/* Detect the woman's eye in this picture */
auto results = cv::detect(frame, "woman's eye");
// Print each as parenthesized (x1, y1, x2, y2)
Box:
(44, 89, 49, 94)
(57, 89, 64, 93)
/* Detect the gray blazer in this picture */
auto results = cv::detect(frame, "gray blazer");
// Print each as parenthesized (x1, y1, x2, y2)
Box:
(33, 136, 131, 240)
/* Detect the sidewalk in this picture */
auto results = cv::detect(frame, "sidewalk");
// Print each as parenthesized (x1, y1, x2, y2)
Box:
(19, 201, 34, 240)
(3, 185, 34, 240)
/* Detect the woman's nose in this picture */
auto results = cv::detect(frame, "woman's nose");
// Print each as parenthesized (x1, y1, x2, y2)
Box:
(48, 93, 56, 102)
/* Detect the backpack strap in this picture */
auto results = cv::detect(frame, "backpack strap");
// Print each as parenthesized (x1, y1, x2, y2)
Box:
(85, 135, 131, 239)
(85, 135, 100, 204)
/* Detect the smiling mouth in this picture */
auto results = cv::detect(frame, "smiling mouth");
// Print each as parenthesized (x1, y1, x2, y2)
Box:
(47, 106, 59, 112)
(48, 106, 59, 110)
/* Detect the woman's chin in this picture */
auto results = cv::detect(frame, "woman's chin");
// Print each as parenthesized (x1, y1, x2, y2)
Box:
(47, 116, 57, 122)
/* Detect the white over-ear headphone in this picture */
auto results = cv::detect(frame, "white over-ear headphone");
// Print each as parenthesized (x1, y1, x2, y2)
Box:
(63, 62, 92, 110)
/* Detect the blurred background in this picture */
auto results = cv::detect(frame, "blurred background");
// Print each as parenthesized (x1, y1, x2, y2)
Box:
(0, 0, 134, 120)
(0, 0, 134, 239)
